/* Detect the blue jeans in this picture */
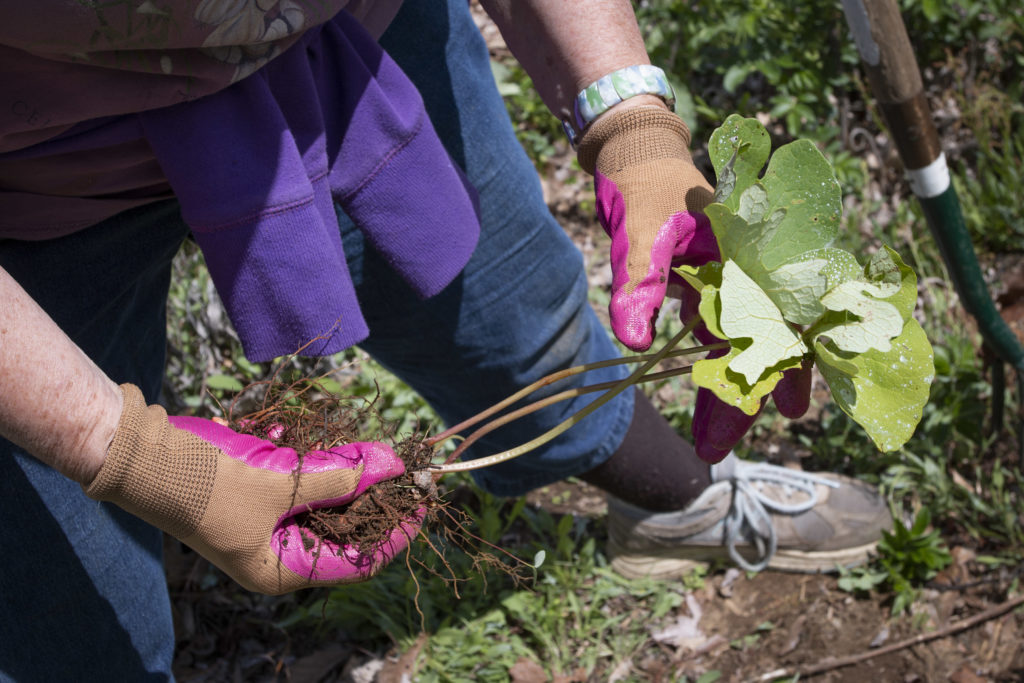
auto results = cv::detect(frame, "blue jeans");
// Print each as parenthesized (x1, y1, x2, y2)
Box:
(0, 202, 186, 682)
(362, 0, 633, 495)
(0, 0, 632, 679)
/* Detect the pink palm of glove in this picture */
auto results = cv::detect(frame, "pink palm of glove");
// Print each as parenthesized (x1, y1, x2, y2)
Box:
(578, 105, 719, 351)
(85, 384, 419, 594)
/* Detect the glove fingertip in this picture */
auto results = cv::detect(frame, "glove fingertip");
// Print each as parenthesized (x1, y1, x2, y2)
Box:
(772, 360, 813, 419)
(610, 299, 658, 352)
(692, 388, 762, 463)
(695, 440, 733, 464)
(354, 442, 406, 486)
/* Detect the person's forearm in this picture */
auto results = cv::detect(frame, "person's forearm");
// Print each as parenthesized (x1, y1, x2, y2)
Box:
(478, 0, 667, 119)
(0, 266, 122, 484)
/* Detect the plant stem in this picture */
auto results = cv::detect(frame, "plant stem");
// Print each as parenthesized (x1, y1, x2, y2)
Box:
(429, 320, 698, 474)
(439, 365, 695, 467)
(425, 337, 724, 448)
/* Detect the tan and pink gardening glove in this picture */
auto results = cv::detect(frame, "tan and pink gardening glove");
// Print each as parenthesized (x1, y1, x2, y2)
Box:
(578, 105, 719, 352)
(85, 384, 418, 595)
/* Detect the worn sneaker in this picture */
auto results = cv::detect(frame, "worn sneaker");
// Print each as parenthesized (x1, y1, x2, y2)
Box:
(607, 454, 892, 579)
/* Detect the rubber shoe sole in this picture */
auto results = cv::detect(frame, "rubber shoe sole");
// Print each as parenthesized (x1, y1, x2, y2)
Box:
(608, 536, 880, 580)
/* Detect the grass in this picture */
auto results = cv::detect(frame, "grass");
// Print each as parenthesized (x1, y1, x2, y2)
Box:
(163, 0, 1023, 678)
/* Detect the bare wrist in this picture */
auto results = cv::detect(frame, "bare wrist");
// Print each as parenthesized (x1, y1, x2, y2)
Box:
(75, 381, 124, 485)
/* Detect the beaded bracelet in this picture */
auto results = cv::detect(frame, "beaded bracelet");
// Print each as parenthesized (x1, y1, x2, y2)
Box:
(561, 64, 675, 147)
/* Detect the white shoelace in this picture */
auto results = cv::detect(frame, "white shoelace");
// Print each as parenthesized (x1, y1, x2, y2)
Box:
(718, 462, 840, 572)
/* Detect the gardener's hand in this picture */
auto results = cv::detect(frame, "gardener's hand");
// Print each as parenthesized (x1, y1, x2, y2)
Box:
(85, 384, 419, 595)
(578, 104, 719, 351)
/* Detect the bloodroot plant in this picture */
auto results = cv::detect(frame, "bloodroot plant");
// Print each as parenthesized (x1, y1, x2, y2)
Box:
(678, 115, 934, 454)
(432, 115, 935, 475)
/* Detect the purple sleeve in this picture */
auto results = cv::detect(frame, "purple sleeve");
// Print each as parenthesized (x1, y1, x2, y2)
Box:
(139, 12, 479, 362)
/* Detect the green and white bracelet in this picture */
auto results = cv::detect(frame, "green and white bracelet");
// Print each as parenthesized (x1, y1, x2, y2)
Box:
(562, 64, 675, 147)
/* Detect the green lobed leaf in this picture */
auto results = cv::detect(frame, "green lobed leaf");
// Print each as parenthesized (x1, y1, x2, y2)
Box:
(675, 261, 723, 296)
(808, 246, 917, 355)
(795, 247, 863, 289)
(704, 201, 830, 326)
(692, 115, 934, 455)
(870, 246, 918, 322)
(717, 261, 807, 384)
(706, 126, 843, 273)
(814, 318, 935, 452)
(708, 115, 771, 207)
(816, 280, 904, 353)
(703, 118, 841, 332)
(758, 258, 828, 325)
(704, 202, 767, 273)
(756, 139, 842, 270)
(697, 284, 727, 341)
(692, 346, 798, 416)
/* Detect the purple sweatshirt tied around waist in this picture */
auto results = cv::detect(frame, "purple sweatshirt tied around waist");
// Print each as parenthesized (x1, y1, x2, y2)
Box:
(139, 11, 479, 362)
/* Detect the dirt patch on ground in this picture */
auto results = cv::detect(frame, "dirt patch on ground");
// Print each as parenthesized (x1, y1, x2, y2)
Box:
(520, 481, 1024, 683)
(683, 569, 1023, 682)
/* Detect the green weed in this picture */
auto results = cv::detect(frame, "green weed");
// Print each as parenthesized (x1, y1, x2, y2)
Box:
(840, 508, 952, 615)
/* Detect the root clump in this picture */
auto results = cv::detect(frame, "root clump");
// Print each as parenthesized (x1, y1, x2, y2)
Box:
(221, 371, 533, 595)
(226, 377, 439, 557)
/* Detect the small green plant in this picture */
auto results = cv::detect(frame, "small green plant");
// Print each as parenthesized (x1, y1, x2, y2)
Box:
(729, 620, 776, 650)
(839, 508, 952, 614)
(428, 115, 934, 479)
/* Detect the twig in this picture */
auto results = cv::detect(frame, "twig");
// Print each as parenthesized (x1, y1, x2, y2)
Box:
(926, 564, 1024, 592)
(757, 593, 1024, 681)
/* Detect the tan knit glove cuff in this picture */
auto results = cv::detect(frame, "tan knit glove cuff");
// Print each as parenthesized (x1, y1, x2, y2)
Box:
(577, 106, 693, 176)
(85, 384, 217, 539)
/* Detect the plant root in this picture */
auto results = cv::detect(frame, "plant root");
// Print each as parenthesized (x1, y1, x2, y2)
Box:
(226, 372, 532, 587)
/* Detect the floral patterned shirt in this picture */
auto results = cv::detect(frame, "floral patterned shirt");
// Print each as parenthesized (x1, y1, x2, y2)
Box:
(0, 1, 402, 238)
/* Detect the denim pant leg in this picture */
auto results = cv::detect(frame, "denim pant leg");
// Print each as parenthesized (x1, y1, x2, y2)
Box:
(0, 201, 188, 682)
(339, 0, 634, 496)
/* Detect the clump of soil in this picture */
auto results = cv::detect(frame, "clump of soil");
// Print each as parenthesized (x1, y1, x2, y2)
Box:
(225, 375, 440, 559)
(299, 437, 436, 553)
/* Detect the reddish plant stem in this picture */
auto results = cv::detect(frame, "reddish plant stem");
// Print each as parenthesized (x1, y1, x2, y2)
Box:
(443, 365, 695, 466)
(426, 340, 724, 450)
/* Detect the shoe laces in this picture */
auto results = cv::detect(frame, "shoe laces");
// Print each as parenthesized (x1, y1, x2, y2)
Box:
(718, 462, 839, 572)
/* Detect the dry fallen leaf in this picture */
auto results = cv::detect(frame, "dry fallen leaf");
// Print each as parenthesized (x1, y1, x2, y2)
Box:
(509, 657, 548, 683)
